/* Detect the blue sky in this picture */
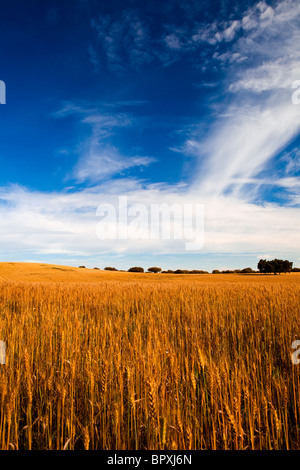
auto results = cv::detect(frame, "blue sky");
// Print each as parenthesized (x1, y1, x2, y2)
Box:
(0, 0, 300, 271)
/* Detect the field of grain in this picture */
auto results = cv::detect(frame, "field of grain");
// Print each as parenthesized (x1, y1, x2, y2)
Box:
(0, 263, 299, 450)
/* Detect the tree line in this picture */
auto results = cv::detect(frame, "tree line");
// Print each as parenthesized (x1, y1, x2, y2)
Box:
(78, 259, 297, 274)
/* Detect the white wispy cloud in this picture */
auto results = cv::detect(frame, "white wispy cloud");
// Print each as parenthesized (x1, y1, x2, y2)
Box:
(281, 148, 300, 174)
(72, 143, 155, 183)
(191, 97, 300, 199)
(231, 59, 300, 93)
(54, 101, 155, 183)
(87, 0, 300, 76)
(186, 0, 300, 204)
(0, 182, 299, 260)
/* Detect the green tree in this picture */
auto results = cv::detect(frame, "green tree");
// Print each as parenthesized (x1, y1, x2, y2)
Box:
(147, 267, 162, 273)
(283, 260, 293, 273)
(257, 259, 293, 275)
(128, 267, 144, 273)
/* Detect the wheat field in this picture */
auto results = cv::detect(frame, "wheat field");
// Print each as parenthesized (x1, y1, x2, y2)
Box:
(0, 263, 299, 450)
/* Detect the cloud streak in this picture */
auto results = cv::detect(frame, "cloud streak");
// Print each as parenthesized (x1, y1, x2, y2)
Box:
(0, 182, 299, 262)
(54, 101, 155, 183)
(186, 0, 300, 204)
(72, 143, 155, 183)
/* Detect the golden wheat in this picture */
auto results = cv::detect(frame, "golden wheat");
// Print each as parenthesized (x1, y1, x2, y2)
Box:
(0, 274, 299, 449)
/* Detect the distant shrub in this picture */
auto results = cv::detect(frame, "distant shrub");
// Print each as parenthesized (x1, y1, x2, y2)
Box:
(104, 267, 118, 271)
(173, 269, 208, 274)
(147, 267, 162, 273)
(240, 267, 254, 274)
(292, 267, 300, 272)
(79, 266, 86, 269)
(128, 267, 144, 273)
(93, 267, 100, 270)
(189, 270, 209, 274)
(212, 270, 221, 274)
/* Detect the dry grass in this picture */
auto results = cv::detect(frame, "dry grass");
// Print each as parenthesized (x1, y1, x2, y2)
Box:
(0, 263, 299, 450)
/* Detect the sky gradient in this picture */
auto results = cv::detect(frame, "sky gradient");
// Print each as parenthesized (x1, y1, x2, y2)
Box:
(0, 0, 300, 271)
